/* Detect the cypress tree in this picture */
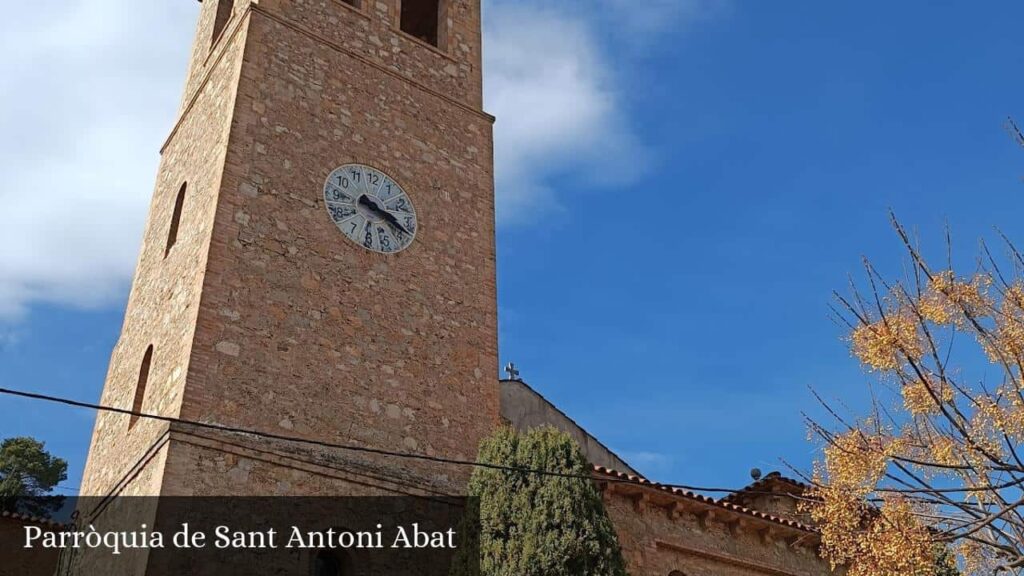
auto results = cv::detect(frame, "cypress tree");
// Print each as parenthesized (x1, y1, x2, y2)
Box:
(455, 426, 628, 576)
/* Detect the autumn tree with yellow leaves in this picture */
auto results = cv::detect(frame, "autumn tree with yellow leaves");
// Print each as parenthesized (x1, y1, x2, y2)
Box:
(804, 216, 1024, 575)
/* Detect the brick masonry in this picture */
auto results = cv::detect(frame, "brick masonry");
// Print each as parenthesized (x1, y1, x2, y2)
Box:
(602, 485, 837, 576)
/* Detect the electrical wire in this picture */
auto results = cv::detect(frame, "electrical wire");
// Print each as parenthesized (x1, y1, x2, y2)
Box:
(0, 386, 790, 497)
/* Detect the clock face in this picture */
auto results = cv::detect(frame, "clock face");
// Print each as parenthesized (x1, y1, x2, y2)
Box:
(323, 164, 418, 254)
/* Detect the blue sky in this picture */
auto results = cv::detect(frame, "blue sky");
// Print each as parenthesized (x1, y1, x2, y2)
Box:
(2, 1, 1024, 494)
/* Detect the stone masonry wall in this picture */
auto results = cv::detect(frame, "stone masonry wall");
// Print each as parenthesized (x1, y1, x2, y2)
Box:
(161, 426, 444, 496)
(253, 0, 484, 109)
(78, 1, 249, 498)
(173, 0, 499, 493)
(500, 379, 638, 474)
(82, 0, 497, 500)
(603, 490, 836, 576)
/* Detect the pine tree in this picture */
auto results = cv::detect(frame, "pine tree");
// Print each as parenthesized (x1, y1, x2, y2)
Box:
(0, 436, 67, 516)
(455, 426, 628, 576)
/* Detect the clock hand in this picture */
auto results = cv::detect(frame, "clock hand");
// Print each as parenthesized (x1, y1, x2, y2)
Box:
(358, 195, 411, 235)
(383, 214, 411, 237)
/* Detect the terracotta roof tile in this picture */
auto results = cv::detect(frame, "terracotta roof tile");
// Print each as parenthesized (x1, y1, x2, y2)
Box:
(591, 465, 818, 533)
(721, 471, 812, 505)
(724, 469, 811, 500)
(1, 510, 68, 529)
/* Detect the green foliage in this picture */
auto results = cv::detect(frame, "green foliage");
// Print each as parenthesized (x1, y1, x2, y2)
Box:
(0, 436, 67, 516)
(457, 426, 628, 576)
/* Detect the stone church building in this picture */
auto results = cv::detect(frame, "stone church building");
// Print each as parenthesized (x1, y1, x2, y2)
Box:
(67, 0, 837, 574)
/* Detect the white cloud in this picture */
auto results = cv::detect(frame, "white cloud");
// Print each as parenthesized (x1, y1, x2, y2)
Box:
(484, 2, 643, 222)
(0, 0, 722, 317)
(483, 0, 727, 223)
(0, 0, 198, 319)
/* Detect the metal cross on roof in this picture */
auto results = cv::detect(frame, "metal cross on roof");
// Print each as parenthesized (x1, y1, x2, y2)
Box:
(504, 362, 521, 381)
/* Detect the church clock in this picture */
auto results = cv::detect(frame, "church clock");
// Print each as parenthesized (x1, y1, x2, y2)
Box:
(324, 164, 418, 254)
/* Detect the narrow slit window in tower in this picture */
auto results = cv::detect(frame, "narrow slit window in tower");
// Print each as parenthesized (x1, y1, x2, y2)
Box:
(211, 0, 235, 46)
(129, 346, 154, 429)
(165, 183, 186, 257)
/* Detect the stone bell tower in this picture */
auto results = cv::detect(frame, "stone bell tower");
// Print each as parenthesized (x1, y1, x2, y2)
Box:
(80, 0, 498, 499)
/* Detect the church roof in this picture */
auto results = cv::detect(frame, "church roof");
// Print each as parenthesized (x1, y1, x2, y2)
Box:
(721, 471, 812, 505)
(592, 465, 817, 533)
(500, 378, 638, 474)
(500, 378, 817, 532)
(0, 510, 68, 529)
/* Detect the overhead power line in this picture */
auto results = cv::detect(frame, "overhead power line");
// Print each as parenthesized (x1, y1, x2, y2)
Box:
(0, 386, 778, 497)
